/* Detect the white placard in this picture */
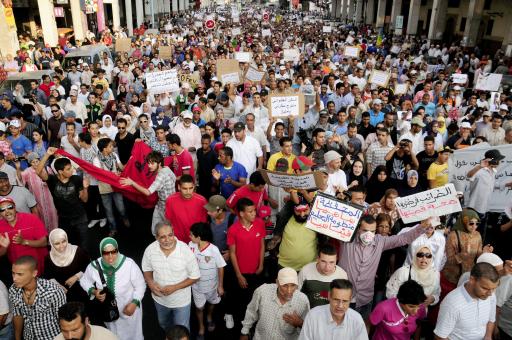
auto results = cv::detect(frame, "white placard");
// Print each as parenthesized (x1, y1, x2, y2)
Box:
(218, 16, 226, 21)
(220, 72, 240, 84)
(475, 73, 503, 92)
(283, 48, 300, 62)
(344, 46, 359, 58)
(194, 21, 202, 28)
(234, 52, 252, 63)
(231, 27, 241, 36)
(448, 142, 512, 212)
(390, 45, 401, 54)
(322, 26, 332, 33)
(261, 170, 320, 189)
(245, 67, 265, 82)
(164, 24, 172, 31)
(451, 73, 468, 84)
(270, 95, 300, 117)
(145, 70, 179, 94)
(306, 193, 364, 242)
(369, 70, 391, 87)
(262, 29, 271, 37)
(395, 184, 462, 224)
(394, 83, 408, 95)
(346, 36, 354, 44)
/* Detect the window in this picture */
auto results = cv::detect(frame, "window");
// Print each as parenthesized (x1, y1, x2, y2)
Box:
(484, 0, 492, 10)
(460, 17, 466, 32)
(448, 0, 461, 8)
(486, 20, 494, 35)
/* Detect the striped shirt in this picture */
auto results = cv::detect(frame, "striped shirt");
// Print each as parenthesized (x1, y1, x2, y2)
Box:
(366, 142, 393, 176)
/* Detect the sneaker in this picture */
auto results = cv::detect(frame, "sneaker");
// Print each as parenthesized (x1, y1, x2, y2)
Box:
(207, 320, 216, 332)
(87, 220, 99, 228)
(99, 218, 107, 228)
(224, 314, 234, 329)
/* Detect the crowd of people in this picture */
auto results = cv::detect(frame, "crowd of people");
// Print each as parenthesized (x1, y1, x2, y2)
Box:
(1, 5, 512, 340)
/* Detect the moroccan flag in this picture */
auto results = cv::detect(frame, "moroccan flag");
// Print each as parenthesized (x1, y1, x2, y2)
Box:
(56, 141, 158, 209)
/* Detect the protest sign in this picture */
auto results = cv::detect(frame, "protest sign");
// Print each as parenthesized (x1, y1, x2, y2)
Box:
(322, 26, 332, 33)
(448, 142, 512, 212)
(262, 29, 271, 37)
(244, 67, 265, 82)
(394, 83, 408, 95)
(145, 70, 179, 94)
(395, 184, 462, 224)
(451, 73, 468, 84)
(475, 73, 503, 92)
(231, 27, 241, 36)
(177, 72, 200, 88)
(217, 59, 241, 84)
(269, 94, 305, 118)
(369, 70, 391, 87)
(260, 170, 323, 189)
(343, 46, 359, 58)
(159, 46, 172, 59)
(306, 193, 364, 242)
(346, 36, 354, 44)
(283, 49, 300, 62)
(194, 21, 203, 28)
(234, 52, 252, 63)
(115, 38, 131, 52)
(390, 45, 401, 54)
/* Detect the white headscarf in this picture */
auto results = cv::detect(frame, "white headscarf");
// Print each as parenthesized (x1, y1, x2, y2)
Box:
(49, 228, 78, 267)
(99, 115, 118, 140)
(411, 243, 438, 289)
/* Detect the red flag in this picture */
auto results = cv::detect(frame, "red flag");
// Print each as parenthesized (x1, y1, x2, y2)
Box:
(56, 141, 158, 209)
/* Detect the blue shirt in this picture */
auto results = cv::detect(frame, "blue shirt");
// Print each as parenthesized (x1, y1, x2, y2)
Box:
(414, 102, 436, 117)
(369, 110, 384, 127)
(8, 135, 32, 169)
(215, 161, 248, 198)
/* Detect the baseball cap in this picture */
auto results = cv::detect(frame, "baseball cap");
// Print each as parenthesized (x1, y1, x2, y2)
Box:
(411, 117, 425, 127)
(0, 172, 8, 180)
(439, 146, 453, 154)
(233, 122, 245, 132)
(453, 85, 462, 91)
(482, 111, 492, 117)
(64, 111, 76, 118)
(484, 149, 505, 162)
(373, 99, 382, 105)
(292, 156, 314, 170)
(315, 166, 329, 175)
(204, 195, 227, 212)
(181, 111, 193, 119)
(277, 267, 298, 286)
(500, 104, 509, 111)
(460, 121, 472, 129)
(9, 120, 21, 128)
(275, 158, 289, 172)
(324, 150, 341, 164)
(319, 109, 329, 116)
(0, 197, 14, 205)
(192, 106, 201, 113)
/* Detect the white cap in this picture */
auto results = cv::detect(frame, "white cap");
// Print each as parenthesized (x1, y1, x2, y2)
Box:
(460, 122, 472, 129)
(373, 99, 382, 105)
(9, 120, 21, 128)
(477, 253, 503, 267)
(453, 85, 462, 91)
(499, 104, 509, 111)
(181, 110, 193, 119)
(277, 267, 298, 286)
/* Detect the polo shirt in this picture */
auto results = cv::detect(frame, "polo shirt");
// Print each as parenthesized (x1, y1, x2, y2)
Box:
(226, 185, 268, 213)
(427, 162, 449, 188)
(226, 218, 265, 274)
(164, 148, 195, 181)
(164, 193, 207, 243)
(299, 305, 368, 340)
(434, 284, 496, 340)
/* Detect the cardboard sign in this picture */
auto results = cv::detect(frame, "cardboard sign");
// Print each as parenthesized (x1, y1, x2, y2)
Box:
(232, 27, 241, 36)
(306, 193, 364, 242)
(283, 49, 300, 62)
(217, 59, 240, 84)
(260, 170, 323, 189)
(322, 26, 332, 33)
(394, 83, 408, 95)
(269, 93, 305, 118)
(178, 72, 200, 88)
(451, 73, 468, 84)
(115, 38, 131, 52)
(448, 142, 512, 212)
(234, 52, 252, 63)
(159, 46, 173, 59)
(475, 73, 503, 92)
(344, 46, 359, 58)
(245, 67, 265, 82)
(395, 184, 462, 224)
(146, 70, 180, 94)
(262, 29, 271, 37)
(369, 70, 391, 87)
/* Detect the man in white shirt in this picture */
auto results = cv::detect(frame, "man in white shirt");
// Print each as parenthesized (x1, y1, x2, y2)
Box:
(399, 117, 425, 155)
(324, 150, 347, 196)
(434, 262, 499, 340)
(226, 122, 263, 178)
(245, 113, 269, 154)
(65, 91, 87, 124)
(171, 111, 202, 161)
(141, 223, 200, 332)
(299, 279, 368, 340)
(243, 92, 269, 131)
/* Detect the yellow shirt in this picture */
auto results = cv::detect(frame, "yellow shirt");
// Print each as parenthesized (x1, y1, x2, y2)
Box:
(278, 218, 317, 271)
(427, 162, 449, 188)
(267, 152, 296, 174)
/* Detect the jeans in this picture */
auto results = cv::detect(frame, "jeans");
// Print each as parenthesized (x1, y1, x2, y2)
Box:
(154, 301, 191, 332)
(100, 192, 126, 231)
(0, 322, 14, 340)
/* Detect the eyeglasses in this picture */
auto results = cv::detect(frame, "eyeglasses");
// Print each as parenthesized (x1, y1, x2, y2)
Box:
(416, 252, 433, 259)
(102, 249, 118, 256)
(118, 126, 126, 130)
(0, 205, 14, 212)
(51, 110, 60, 113)
(468, 221, 480, 226)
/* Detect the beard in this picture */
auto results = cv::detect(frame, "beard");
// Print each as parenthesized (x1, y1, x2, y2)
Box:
(294, 214, 308, 223)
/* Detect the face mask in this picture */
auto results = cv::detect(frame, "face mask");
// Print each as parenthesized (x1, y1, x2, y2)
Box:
(359, 231, 375, 245)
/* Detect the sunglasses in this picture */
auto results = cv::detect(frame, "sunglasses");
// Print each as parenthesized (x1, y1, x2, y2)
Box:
(102, 249, 118, 256)
(416, 252, 433, 259)
(0, 205, 14, 212)
(468, 221, 480, 226)
(51, 110, 60, 113)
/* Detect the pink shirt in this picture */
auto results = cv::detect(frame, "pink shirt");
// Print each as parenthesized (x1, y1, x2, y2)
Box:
(172, 123, 201, 151)
(369, 298, 426, 340)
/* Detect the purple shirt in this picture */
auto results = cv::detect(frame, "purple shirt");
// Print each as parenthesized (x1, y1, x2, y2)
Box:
(369, 298, 426, 340)
(338, 225, 425, 307)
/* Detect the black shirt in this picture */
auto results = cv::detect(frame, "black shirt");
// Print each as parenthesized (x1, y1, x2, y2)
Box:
(46, 175, 87, 221)
(357, 123, 376, 139)
(447, 132, 471, 149)
(197, 147, 218, 198)
(115, 132, 135, 165)
(386, 152, 413, 182)
(416, 150, 438, 187)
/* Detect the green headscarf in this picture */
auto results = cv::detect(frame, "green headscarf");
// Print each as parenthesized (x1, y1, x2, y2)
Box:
(453, 208, 480, 233)
(98, 237, 126, 296)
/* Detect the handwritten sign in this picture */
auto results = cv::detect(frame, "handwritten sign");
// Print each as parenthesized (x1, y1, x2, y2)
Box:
(269, 94, 305, 118)
(390, 45, 401, 54)
(231, 27, 241, 36)
(159, 46, 173, 59)
(217, 59, 240, 84)
(451, 73, 468, 84)
(394, 83, 408, 95)
(395, 184, 462, 224)
(220, 72, 240, 84)
(475, 73, 503, 92)
(322, 26, 332, 33)
(235, 52, 252, 63)
(115, 38, 131, 52)
(145, 70, 179, 94)
(306, 193, 364, 242)
(178, 72, 200, 88)
(344, 46, 359, 58)
(448, 142, 512, 212)
(245, 67, 265, 82)
(260, 170, 323, 189)
(369, 70, 391, 87)
(262, 29, 271, 37)
(283, 49, 300, 62)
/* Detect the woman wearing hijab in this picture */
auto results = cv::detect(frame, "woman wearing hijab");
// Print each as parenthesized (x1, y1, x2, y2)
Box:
(80, 237, 146, 340)
(368, 188, 400, 226)
(386, 243, 441, 307)
(436, 116, 448, 143)
(44, 228, 90, 302)
(99, 115, 118, 140)
(345, 159, 367, 189)
(397, 170, 424, 197)
(347, 137, 364, 163)
(366, 165, 392, 204)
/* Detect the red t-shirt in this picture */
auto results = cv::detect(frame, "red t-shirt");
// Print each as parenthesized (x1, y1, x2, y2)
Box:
(0, 213, 48, 274)
(164, 149, 195, 181)
(227, 218, 265, 274)
(165, 193, 207, 243)
(226, 185, 268, 213)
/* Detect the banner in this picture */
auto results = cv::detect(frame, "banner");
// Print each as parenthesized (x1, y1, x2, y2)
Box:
(395, 184, 462, 224)
(269, 94, 305, 118)
(56, 142, 158, 209)
(322, 26, 332, 33)
(394, 83, 408, 95)
(306, 193, 364, 242)
(260, 170, 323, 189)
(146, 70, 180, 94)
(448, 142, 512, 212)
